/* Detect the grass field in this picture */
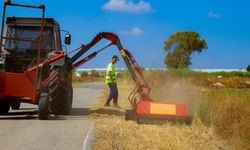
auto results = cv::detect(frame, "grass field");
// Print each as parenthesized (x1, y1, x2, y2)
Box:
(91, 71, 250, 150)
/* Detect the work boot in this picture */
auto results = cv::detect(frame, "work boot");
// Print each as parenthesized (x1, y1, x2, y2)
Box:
(104, 102, 110, 107)
(104, 98, 111, 107)
(113, 103, 121, 109)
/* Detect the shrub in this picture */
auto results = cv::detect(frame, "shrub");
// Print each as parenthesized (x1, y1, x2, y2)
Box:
(208, 71, 250, 77)
(80, 71, 88, 77)
(167, 69, 250, 77)
(120, 70, 131, 78)
(90, 70, 99, 77)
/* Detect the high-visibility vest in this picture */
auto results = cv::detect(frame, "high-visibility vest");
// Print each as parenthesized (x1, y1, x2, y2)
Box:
(105, 62, 116, 84)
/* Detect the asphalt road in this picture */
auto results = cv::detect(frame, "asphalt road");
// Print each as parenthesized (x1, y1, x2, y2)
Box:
(0, 82, 105, 150)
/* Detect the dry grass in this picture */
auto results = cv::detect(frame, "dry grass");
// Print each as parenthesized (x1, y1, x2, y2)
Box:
(91, 72, 250, 150)
(94, 118, 227, 150)
(72, 76, 103, 83)
(196, 89, 250, 148)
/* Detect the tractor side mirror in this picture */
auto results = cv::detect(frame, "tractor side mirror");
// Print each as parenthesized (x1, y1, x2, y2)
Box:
(65, 34, 71, 45)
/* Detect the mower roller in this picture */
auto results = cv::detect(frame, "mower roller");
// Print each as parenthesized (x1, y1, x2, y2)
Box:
(0, 0, 189, 122)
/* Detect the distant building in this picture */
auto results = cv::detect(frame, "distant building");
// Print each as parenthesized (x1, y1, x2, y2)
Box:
(75, 68, 126, 77)
(77, 68, 126, 73)
(75, 72, 81, 77)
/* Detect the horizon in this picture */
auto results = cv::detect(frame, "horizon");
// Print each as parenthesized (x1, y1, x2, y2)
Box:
(76, 68, 247, 72)
(0, 0, 249, 69)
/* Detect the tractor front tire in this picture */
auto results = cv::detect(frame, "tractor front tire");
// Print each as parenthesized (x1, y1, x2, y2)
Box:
(49, 67, 73, 115)
(38, 94, 49, 120)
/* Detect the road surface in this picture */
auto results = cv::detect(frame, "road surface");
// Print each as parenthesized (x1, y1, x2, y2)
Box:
(0, 82, 105, 150)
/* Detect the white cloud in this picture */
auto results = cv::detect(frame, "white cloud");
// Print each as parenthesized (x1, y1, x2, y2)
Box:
(207, 11, 222, 19)
(119, 27, 144, 35)
(102, 0, 152, 13)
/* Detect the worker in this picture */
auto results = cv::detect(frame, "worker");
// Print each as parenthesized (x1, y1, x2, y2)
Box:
(104, 55, 120, 108)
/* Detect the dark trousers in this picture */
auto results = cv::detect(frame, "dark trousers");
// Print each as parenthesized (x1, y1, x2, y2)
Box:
(106, 83, 118, 104)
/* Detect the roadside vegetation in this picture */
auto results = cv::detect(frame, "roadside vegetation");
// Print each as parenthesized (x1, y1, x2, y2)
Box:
(247, 64, 250, 72)
(91, 70, 250, 150)
(72, 70, 103, 83)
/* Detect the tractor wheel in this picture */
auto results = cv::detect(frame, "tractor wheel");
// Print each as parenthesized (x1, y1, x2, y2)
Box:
(38, 94, 49, 120)
(49, 67, 73, 115)
(0, 99, 11, 115)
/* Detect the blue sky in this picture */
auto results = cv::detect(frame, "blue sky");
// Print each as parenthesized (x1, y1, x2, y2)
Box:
(1, 0, 249, 69)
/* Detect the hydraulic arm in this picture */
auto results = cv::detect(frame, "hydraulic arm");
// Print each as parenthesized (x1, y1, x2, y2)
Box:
(31, 32, 149, 93)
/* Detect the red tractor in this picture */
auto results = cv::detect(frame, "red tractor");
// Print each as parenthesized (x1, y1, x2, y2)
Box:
(0, 1, 189, 123)
(0, 1, 74, 119)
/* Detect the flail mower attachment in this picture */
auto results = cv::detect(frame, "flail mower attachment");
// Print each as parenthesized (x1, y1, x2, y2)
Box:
(132, 95, 189, 124)
(121, 50, 189, 124)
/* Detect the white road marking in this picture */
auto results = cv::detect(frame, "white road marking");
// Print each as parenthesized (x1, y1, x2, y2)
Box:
(83, 122, 94, 150)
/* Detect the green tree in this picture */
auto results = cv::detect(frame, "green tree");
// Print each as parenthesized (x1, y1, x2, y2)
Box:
(164, 31, 207, 69)
(247, 64, 250, 72)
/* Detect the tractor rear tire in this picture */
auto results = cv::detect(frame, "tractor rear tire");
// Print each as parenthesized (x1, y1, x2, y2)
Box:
(0, 99, 11, 115)
(38, 94, 49, 120)
(49, 67, 73, 115)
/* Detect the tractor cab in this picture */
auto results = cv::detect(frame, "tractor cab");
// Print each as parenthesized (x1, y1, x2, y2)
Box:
(2, 17, 62, 73)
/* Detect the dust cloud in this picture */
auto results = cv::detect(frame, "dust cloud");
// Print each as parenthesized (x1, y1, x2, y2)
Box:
(149, 75, 206, 109)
